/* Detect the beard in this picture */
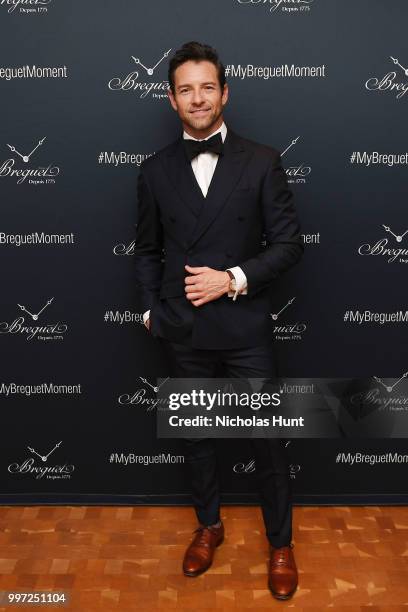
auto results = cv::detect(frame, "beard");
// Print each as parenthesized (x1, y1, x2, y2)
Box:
(183, 107, 222, 133)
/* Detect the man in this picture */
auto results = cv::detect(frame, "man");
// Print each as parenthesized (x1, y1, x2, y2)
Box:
(134, 41, 303, 600)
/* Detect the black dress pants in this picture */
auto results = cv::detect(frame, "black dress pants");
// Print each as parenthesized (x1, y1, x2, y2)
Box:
(159, 337, 293, 548)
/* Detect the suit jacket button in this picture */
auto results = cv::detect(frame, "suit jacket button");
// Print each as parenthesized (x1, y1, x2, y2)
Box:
(226, 252, 232, 257)
(237, 215, 245, 221)
(169, 215, 176, 222)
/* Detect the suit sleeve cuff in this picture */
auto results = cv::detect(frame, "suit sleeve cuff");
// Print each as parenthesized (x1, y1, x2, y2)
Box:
(143, 310, 150, 324)
(226, 266, 248, 300)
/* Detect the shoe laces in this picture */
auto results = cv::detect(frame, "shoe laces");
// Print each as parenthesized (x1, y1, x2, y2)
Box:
(271, 546, 289, 566)
(193, 525, 217, 547)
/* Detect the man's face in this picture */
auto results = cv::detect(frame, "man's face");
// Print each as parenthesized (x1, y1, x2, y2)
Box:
(168, 60, 228, 136)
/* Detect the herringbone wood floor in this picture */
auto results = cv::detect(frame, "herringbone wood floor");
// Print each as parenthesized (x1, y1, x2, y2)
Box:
(0, 505, 407, 611)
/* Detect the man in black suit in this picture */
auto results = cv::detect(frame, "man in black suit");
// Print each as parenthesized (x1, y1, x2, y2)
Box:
(134, 41, 303, 600)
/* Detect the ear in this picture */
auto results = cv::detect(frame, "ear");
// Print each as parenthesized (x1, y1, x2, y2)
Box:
(221, 83, 229, 106)
(167, 88, 178, 112)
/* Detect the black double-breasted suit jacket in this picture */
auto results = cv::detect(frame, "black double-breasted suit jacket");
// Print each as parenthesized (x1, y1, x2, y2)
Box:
(134, 127, 304, 350)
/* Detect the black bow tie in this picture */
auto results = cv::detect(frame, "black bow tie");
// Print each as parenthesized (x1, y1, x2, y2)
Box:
(184, 132, 224, 161)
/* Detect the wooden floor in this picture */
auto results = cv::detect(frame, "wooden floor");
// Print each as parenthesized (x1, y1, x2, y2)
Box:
(0, 505, 407, 611)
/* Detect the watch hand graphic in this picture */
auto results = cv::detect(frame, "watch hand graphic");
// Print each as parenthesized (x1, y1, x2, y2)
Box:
(17, 298, 53, 321)
(35, 297, 54, 319)
(390, 371, 408, 391)
(157, 376, 170, 390)
(390, 56, 408, 76)
(151, 48, 171, 71)
(27, 446, 46, 461)
(7, 137, 46, 163)
(27, 137, 46, 160)
(17, 303, 35, 318)
(44, 441, 62, 460)
(373, 371, 408, 392)
(271, 297, 295, 321)
(140, 376, 169, 393)
(382, 225, 408, 243)
(27, 441, 62, 462)
(140, 377, 158, 392)
(281, 136, 300, 157)
(7, 144, 26, 160)
(131, 48, 171, 75)
(373, 376, 392, 392)
(131, 56, 149, 72)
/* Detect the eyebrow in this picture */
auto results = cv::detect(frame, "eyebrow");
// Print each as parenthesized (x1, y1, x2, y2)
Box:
(177, 81, 217, 90)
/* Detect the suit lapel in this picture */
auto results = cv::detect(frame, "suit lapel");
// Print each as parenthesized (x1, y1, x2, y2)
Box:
(162, 128, 253, 247)
(188, 129, 253, 247)
(163, 138, 204, 218)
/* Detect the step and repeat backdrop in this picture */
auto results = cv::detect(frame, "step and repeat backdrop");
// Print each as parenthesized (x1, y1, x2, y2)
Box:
(0, 0, 407, 505)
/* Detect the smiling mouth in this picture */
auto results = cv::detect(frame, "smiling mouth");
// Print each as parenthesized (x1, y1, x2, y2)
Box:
(190, 109, 210, 115)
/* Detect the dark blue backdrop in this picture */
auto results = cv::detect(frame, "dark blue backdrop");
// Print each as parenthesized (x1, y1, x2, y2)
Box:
(0, 0, 407, 505)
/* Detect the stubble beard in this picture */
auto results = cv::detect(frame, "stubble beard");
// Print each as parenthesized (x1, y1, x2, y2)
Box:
(183, 107, 222, 135)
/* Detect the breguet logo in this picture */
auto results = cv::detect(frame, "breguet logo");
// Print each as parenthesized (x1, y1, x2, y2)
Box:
(281, 136, 311, 185)
(118, 377, 170, 412)
(270, 297, 307, 341)
(1, 136, 60, 185)
(349, 373, 408, 415)
(0, 0, 52, 14)
(236, 0, 314, 14)
(358, 224, 408, 264)
(8, 441, 75, 480)
(0, 297, 68, 341)
(108, 48, 171, 100)
(365, 56, 408, 100)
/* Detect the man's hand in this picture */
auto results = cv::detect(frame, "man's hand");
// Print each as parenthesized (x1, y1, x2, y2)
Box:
(184, 264, 230, 307)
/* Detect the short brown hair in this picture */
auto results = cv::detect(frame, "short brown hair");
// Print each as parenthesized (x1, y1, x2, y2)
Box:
(168, 41, 226, 94)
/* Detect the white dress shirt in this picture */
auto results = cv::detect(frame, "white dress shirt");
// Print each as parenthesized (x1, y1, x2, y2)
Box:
(143, 121, 247, 326)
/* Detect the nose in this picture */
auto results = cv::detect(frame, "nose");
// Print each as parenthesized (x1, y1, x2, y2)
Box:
(191, 88, 205, 105)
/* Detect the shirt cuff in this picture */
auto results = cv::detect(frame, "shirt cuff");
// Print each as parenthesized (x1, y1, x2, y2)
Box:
(226, 266, 248, 301)
(143, 310, 150, 324)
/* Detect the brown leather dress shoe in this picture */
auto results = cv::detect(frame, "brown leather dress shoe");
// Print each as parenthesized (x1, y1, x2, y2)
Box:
(182, 522, 224, 577)
(268, 543, 298, 600)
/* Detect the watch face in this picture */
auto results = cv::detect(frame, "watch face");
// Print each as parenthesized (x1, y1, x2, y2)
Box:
(225, 270, 236, 292)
